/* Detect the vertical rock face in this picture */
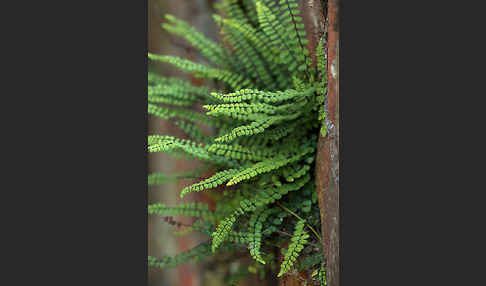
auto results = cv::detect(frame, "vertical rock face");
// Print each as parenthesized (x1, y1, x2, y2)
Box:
(314, 0, 339, 286)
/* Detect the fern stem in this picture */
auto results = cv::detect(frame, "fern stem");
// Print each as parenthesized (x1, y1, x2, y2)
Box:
(276, 202, 322, 242)
(275, 229, 321, 249)
(284, 0, 311, 79)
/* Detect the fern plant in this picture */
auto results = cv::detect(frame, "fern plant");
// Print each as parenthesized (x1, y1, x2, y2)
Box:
(148, 0, 327, 283)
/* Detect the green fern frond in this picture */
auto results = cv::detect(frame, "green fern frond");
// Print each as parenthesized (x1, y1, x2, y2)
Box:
(148, 93, 194, 107)
(248, 207, 276, 264)
(148, 241, 236, 269)
(225, 231, 250, 244)
(148, 170, 206, 185)
(262, 120, 298, 141)
(255, 1, 304, 76)
(203, 102, 282, 121)
(227, 147, 313, 186)
(174, 120, 209, 142)
(148, 202, 215, 219)
(278, 0, 311, 71)
(149, 79, 209, 98)
(148, 104, 216, 126)
(162, 14, 228, 67)
(214, 116, 277, 143)
(217, 12, 291, 90)
(282, 163, 311, 182)
(148, 82, 209, 107)
(209, 88, 314, 104)
(172, 219, 207, 237)
(238, 175, 311, 212)
(148, 135, 205, 154)
(180, 168, 242, 198)
(297, 253, 323, 271)
(148, 53, 253, 90)
(278, 219, 310, 277)
(216, 0, 250, 25)
(241, 0, 259, 26)
(319, 262, 327, 286)
(148, 135, 230, 165)
(211, 212, 239, 252)
(316, 40, 327, 88)
(315, 40, 328, 137)
(148, 72, 190, 86)
(213, 15, 276, 90)
(208, 143, 276, 161)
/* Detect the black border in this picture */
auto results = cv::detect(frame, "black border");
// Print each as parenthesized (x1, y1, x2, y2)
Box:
(18, 1, 150, 285)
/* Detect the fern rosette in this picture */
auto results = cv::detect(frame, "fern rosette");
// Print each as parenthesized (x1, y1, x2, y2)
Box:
(148, 0, 327, 282)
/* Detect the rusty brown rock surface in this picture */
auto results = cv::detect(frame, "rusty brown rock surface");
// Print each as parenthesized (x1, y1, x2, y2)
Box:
(315, 0, 339, 286)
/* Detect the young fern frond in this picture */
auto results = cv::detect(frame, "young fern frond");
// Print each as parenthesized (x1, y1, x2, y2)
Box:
(238, 175, 311, 212)
(226, 147, 313, 186)
(148, 202, 215, 219)
(162, 14, 228, 67)
(174, 120, 209, 143)
(209, 88, 314, 104)
(255, 1, 302, 76)
(248, 207, 276, 264)
(203, 102, 282, 121)
(148, 82, 209, 107)
(225, 231, 250, 244)
(319, 262, 327, 286)
(148, 170, 205, 185)
(211, 212, 239, 252)
(217, 14, 291, 90)
(172, 219, 208, 237)
(213, 15, 276, 90)
(208, 143, 276, 161)
(148, 72, 191, 86)
(149, 80, 209, 98)
(316, 40, 327, 90)
(180, 168, 242, 198)
(241, 0, 259, 27)
(296, 253, 323, 271)
(148, 104, 216, 126)
(260, 0, 311, 74)
(148, 53, 253, 90)
(148, 135, 231, 165)
(316, 40, 328, 137)
(148, 95, 193, 106)
(148, 86, 194, 107)
(278, 0, 312, 72)
(262, 122, 297, 141)
(217, 0, 251, 25)
(148, 135, 206, 155)
(214, 116, 276, 143)
(282, 163, 311, 182)
(278, 219, 310, 277)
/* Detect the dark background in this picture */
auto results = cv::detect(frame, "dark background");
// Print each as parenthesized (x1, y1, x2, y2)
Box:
(3, 1, 482, 286)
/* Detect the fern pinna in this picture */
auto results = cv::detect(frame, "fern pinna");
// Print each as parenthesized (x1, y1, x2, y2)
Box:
(148, 0, 327, 283)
